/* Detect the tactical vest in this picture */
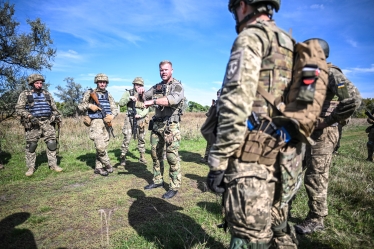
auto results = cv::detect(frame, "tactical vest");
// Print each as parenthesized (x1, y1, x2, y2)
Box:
(25, 91, 52, 117)
(88, 91, 112, 119)
(152, 79, 183, 121)
(251, 22, 294, 118)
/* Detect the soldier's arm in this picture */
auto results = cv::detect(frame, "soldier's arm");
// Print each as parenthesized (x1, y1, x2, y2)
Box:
(49, 94, 62, 116)
(118, 91, 130, 107)
(108, 93, 118, 116)
(166, 81, 184, 107)
(15, 92, 31, 118)
(209, 29, 266, 171)
(143, 86, 154, 100)
(77, 91, 91, 113)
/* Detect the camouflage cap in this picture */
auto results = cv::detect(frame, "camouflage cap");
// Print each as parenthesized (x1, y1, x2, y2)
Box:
(132, 77, 144, 86)
(94, 73, 109, 84)
(27, 74, 45, 85)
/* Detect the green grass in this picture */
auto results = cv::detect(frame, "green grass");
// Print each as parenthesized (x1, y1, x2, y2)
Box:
(0, 117, 373, 248)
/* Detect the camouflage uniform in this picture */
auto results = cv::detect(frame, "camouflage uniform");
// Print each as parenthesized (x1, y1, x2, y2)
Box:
(295, 63, 362, 233)
(366, 108, 374, 161)
(208, 19, 298, 248)
(15, 87, 62, 175)
(201, 102, 216, 162)
(118, 87, 149, 164)
(143, 78, 184, 191)
(78, 88, 118, 174)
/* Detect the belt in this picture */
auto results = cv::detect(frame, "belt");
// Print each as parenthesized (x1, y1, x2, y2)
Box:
(37, 117, 50, 121)
(153, 116, 170, 122)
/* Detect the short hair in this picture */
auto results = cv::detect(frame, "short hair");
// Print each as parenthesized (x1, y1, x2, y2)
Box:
(159, 60, 172, 68)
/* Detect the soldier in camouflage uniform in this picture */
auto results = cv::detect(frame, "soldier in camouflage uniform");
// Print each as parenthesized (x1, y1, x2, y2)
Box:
(15, 74, 63, 176)
(77, 73, 118, 176)
(118, 77, 149, 166)
(201, 89, 220, 163)
(207, 1, 300, 248)
(143, 60, 184, 199)
(366, 108, 374, 162)
(295, 39, 362, 234)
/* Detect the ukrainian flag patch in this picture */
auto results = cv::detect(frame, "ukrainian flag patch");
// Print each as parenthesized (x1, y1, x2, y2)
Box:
(338, 82, 345, 88)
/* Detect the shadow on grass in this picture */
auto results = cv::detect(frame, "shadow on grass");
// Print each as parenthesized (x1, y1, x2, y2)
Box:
(0, 212, 37, 249)
(184, 173, 209, 192)
(76, 153, 96, 169)
(127, 189, 225, 248)
(0, 150, 11, 165)
(297, 234, 333, 249)
(179, 150, 207, 164)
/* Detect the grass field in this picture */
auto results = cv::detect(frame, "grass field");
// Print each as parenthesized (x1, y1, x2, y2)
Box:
(0, 114, 373, 249)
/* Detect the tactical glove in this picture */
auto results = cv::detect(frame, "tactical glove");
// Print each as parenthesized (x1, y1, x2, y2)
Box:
(30, 116, 39, 125)
(104, 114, 114, 123)
(88, 104, 102, 112)
(332, 98, 356, 120)
(207, 170, 225, 193)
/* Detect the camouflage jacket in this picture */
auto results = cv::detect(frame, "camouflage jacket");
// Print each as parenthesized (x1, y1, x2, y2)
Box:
(209, 19, 293, 171)
(119, 89, 149, 119)
(78, 88, 118, 116)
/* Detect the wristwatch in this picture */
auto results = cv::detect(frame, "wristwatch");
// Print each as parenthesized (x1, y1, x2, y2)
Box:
(153, 99, 157, 105)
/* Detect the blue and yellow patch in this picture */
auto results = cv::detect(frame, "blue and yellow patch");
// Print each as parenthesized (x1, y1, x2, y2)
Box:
(338, 82, 345, 88)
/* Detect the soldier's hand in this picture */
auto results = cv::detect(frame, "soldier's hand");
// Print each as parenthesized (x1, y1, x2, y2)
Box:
(207, 170, 225, 193)
(104, 114, 114, 123)
(129, 96, 137, 102)
(30, 116, 39, 125)
(88, 104, 102, 112)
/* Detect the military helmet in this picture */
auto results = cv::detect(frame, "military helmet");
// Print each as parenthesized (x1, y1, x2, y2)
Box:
(303, 38, 329, 58)
(27, 74, 45, 85)
(132, 77, 144, 86)
(94, 73, 109, 84)
(228, 0, 281, 13)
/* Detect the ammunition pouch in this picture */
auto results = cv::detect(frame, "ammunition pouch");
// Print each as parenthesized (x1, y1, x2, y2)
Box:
(27, 141, 38, 153)
(278, 144, 304, 208)
(148, 119, 154, 131)
(83, 116, 91, 127)
(164, 128, 174, 144)
(235, 130, 286, 166)
(46, 140, 57, 151)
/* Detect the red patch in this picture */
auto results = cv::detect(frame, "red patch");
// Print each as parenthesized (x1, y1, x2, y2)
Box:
(303, 78, 315, 85)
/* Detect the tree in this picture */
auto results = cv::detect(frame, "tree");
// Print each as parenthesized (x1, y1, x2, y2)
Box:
(0, 2, 56, 121)
(55, 77, 86, 117)
(188, 101, 209, 112)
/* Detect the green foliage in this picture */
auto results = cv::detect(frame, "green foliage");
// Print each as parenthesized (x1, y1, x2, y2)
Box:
(354, 98, 374, 118)
(188, 101, 209, 112)
(0, 2, 56, 121)
(54, 77, 87, 117)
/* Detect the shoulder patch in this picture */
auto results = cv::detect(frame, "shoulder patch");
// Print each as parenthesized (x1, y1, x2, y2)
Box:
(337, 82, 345, 88)
(223, 49, 243, 86)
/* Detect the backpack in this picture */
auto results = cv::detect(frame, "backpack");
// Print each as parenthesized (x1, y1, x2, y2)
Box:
(201, 39, 328, 146)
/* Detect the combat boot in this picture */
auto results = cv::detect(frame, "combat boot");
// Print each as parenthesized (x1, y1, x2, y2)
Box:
(25, 167, 34, 176)
(94, 168, 108, 176)
(139, 153, 147, 164)
(294, 217, 324, 234)
(50, 165, 63, 172)
(105, 164, 113, 173)
(120, 156, 126, 167)
(200, 156, 208, 163)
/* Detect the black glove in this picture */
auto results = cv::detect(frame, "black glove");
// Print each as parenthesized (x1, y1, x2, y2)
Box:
(207, 170, 225, 193)
(332, 98, 356, 121)
(30, 116, 39, 125)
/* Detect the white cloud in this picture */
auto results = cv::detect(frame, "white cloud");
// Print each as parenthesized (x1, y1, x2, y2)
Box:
(343, 64, 374, 74)
(347, 39, 358, 48)
(310, 4, 325, 10)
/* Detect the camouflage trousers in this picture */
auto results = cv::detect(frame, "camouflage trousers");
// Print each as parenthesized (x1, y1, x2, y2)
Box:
(120, 116, 147, 157)
(150, 121, 181, 190)
(25, 119, 57, 169)
(89, 119, 111, 169)
(367, 127, 374, 159)
(203, 142, 212, 160)
(304, 125, 339, 218)
(223, 159, 297, 248)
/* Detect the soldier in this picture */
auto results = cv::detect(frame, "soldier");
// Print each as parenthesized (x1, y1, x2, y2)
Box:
(143, 60, 184, 199)
(118, 77, 149, 166)
(206, 1, 300, 248)
(15, 74, 63, 176)
(295, 39, 361, 234)
(365, 108, 374, 162)
(200, 89, 221, 163)
(77, 73, 118, 176)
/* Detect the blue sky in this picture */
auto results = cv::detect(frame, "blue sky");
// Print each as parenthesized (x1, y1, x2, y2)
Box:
(12, 0, 374, 106)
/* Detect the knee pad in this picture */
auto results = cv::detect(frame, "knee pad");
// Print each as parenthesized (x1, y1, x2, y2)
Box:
(46, 140, 57, 151)
(27, 141, 38, 153)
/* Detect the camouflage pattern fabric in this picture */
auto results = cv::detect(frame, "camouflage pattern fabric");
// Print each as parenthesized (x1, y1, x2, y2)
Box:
(303, 65, 361, 219)
(15, 89, 60, 170)
(150, 121, 181, 190)
(209, 20, 297, 247)
(78, 89, 118, 169)
(120, 115, 147, 156)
